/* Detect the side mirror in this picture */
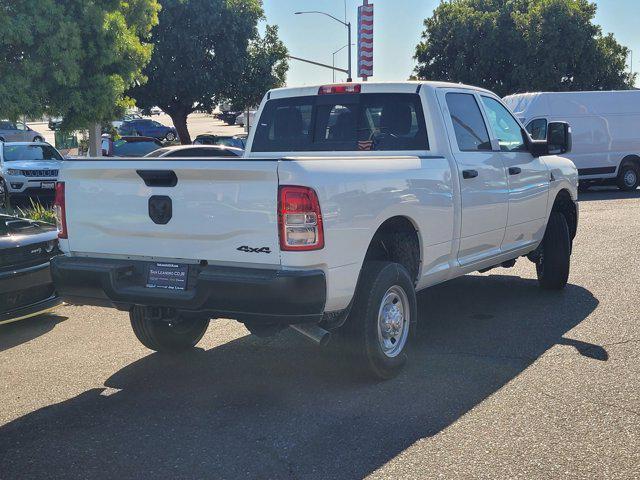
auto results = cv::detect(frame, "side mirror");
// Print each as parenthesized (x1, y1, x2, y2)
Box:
(547, 122, 572, 155)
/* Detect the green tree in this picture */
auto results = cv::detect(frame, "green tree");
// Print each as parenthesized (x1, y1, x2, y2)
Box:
(225, 25, 289, 127)
(130, 0, 278, 144)
(0, 0, 160, 131)
(414, 0, 636, 97)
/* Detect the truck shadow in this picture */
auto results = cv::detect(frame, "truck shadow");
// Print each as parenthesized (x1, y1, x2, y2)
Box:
(0, 274, 599, 479)
(0, 312, 67, 353)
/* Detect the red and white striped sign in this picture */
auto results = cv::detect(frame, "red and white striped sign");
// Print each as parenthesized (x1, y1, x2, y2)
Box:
(358, 2, 373, 79)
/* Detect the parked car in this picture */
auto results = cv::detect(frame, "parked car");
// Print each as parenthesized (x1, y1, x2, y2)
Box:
(0, 142, 64, 205)
(111, 113, 143, 130)
(150, 106, 163, 116)
(145, 145, 243, 158)
(216, 111, 241, 125)
(504, 90, 640, 191)
(0, 214, 61, 324)
(0, 121, 45, 143)
(101, 136, 162, 157)
(51, 81, 577, 380)
(192, 134, 246, 149)
(48, 117, 63, 131)
(118, 119, 178, 142)
(235, 111, 256, 128)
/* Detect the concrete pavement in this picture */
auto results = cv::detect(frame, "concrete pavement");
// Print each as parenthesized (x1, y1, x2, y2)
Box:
(0, 189, 638, 479)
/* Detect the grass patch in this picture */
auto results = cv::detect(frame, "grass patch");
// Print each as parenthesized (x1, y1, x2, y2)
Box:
(2, 199, 57, 225)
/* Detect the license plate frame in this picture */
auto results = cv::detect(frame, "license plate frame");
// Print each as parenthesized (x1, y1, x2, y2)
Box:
(146, 263, 189, 291)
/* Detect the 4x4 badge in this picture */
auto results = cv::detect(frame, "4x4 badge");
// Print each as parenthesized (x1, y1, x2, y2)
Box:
(237, 246, 271, 254)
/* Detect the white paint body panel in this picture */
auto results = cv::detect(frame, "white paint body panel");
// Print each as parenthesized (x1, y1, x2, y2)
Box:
(504, 90, 640, 179)
(58, 82, 578, 314)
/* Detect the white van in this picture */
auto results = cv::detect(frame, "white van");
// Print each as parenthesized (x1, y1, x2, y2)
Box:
(504, 90, 640, 191)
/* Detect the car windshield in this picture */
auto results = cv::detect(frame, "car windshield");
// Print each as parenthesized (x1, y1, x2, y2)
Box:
(3, 144, 63, 161)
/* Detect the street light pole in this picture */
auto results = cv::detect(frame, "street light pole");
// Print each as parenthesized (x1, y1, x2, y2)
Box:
(332, 43, 354, 82)
(295, 11, 353, 82)
(347, 22, 352, 82)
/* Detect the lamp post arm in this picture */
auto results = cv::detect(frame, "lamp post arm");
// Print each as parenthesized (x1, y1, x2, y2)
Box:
(295, 11, 348, 27)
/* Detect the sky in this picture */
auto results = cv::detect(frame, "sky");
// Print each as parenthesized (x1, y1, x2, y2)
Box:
(262, 0, 639, 88)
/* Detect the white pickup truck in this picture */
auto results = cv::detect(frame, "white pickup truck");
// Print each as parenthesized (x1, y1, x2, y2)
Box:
(51, 82, 578, 379)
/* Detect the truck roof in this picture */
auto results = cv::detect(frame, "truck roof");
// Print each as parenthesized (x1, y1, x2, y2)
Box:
(267, 81, 495, 99)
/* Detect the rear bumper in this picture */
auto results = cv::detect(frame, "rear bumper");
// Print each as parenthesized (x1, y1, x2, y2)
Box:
(51, 256, 326, 324)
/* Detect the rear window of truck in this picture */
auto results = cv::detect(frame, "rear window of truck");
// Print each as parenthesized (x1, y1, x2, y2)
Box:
(252, 93, 429, 152)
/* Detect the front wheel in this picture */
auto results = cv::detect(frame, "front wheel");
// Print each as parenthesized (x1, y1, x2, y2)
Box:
(33, 136, 44, 143)
(130, 307, 209, 352)
(536, 211, 571, 290)
(165, 131, 177, 142)
(617, 163, 639, 191)
(341, 261, 417, 380)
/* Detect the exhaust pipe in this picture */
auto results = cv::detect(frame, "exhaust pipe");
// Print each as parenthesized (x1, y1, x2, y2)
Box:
(290, 323, 331, 346)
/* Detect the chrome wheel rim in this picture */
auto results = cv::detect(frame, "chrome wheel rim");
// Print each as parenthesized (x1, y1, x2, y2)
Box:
(377, 285, 410, 358)
(623, 169, 637, 187)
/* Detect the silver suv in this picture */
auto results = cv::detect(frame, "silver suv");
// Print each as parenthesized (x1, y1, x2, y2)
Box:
(0, 142, 63, 207)
(0, 121, 45, 143)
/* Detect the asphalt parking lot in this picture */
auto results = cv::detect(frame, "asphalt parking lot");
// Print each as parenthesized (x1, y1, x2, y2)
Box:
(1, 189, 638, 479)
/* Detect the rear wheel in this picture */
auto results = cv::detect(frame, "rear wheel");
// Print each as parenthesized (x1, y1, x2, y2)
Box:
(617, 163, 639, 191)
(340, 261, 416, 380)
(536, 212, 571, 290)
(130, 307, 209, 352)
(33, 136, 44, 143)
(165, 131, 177, 142)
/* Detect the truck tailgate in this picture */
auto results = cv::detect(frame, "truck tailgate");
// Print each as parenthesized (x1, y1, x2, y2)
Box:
(61, 159, 280, 266)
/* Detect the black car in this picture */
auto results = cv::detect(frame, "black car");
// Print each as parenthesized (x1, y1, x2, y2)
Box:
(216, 111, 241, 125)
(101, 136, 163, 157)
(192, 134, 246, 150)
(0, 215, 61, 324)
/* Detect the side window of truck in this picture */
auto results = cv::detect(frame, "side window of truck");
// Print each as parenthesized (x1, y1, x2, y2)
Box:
(445, 93, 492, 151)
(526, 118, 548, 141)
(480, 96, 527, 152)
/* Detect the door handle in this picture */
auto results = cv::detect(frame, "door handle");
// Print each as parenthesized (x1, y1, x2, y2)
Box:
(462, 169, 478, 179)
(508, 167, 522, 176)
(137, 170, 178, 187)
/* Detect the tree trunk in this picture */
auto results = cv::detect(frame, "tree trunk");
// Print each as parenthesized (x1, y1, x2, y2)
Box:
(88, 123, 102, 156)
(169, 112, 191, 144)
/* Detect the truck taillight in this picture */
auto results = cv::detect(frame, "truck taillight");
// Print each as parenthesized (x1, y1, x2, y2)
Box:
(318, 84, 361, 95)
(278, 186, 324, 251)
(54, 182, 68, 239)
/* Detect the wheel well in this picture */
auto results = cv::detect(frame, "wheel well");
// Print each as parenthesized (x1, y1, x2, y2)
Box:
(363, 216, 421, 284)
(552, 189, 577, 240)
(620, 155, 640, 172)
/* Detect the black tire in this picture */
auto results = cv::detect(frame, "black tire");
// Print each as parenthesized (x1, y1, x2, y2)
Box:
(130, 307, 209, 353)
(536, 211, 571, 290)
(616, 163, 640, 191)
(0, 179, 10, 211)
(165, 131, 177, 142)
(341, 261, 417, 380)
(33, 136, 44, 143)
